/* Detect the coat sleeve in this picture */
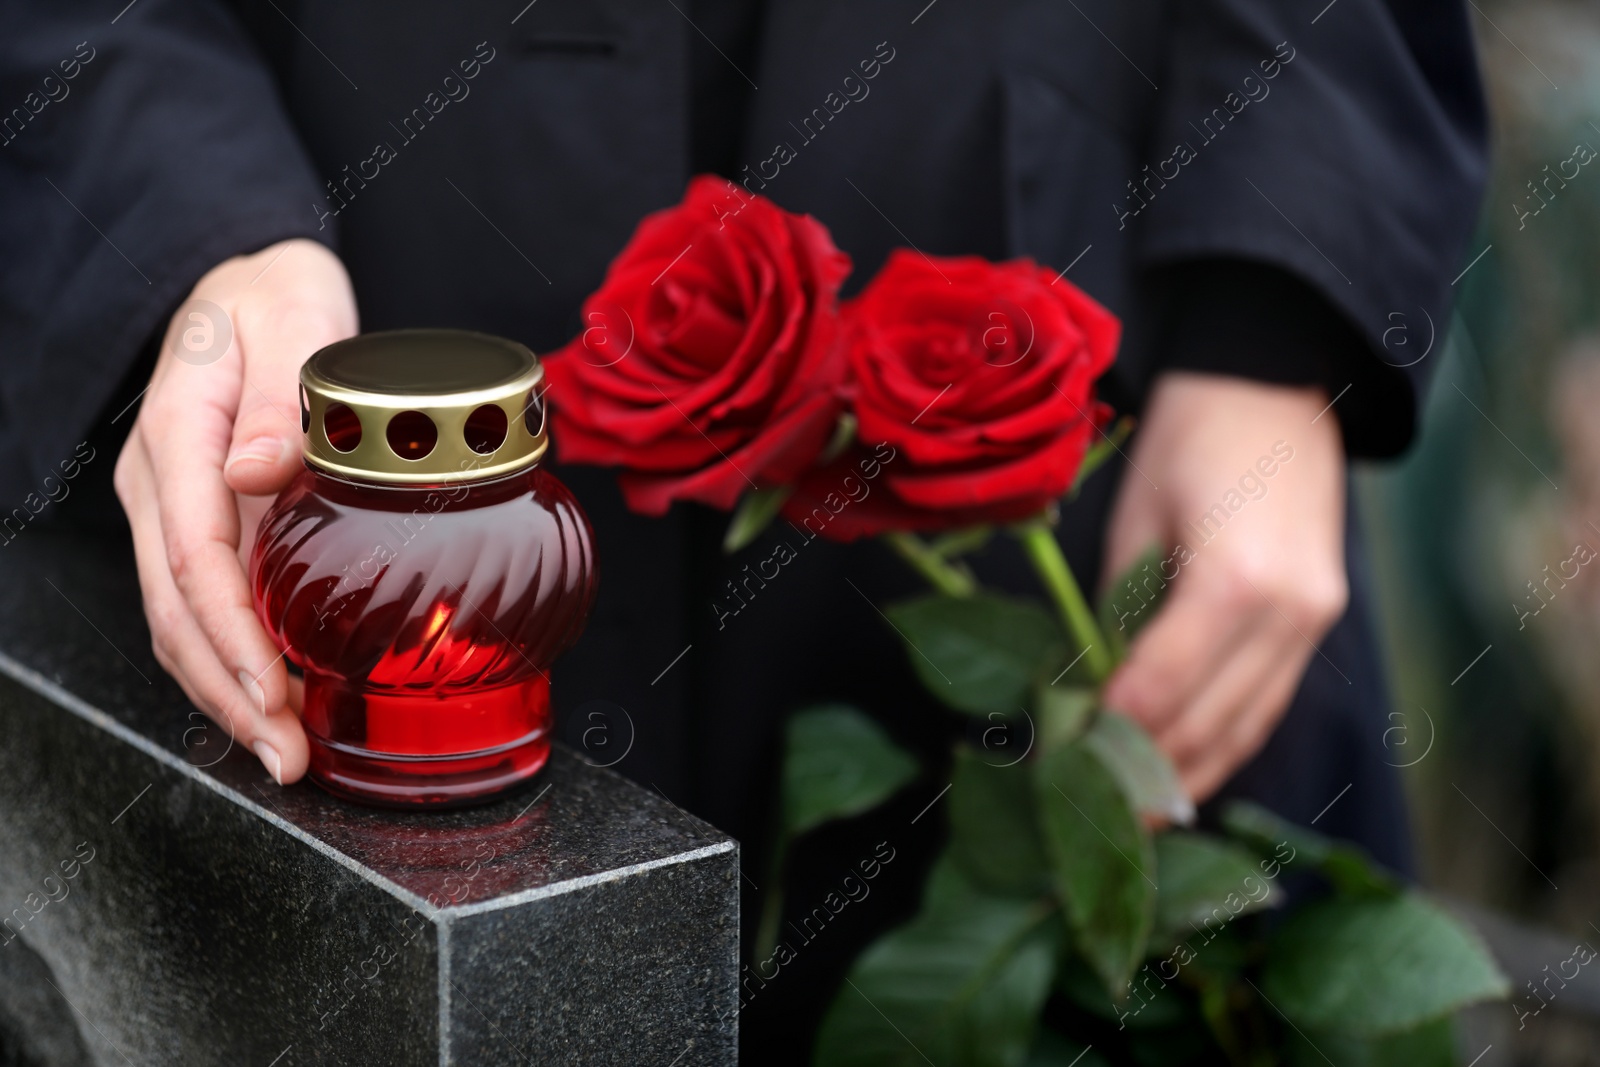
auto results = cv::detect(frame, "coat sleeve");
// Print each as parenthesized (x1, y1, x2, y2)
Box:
(1133, 0, 1488, 456)
(0, 1, 332, 491)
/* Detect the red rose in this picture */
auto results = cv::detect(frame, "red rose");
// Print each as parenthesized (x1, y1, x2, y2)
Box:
(544, 175, 852, 515)
(784, 250, 1119, 539)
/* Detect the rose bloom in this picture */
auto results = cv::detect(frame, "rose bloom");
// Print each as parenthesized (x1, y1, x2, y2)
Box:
(544, 175, 851, 515)
(784, 250, 1119, 540)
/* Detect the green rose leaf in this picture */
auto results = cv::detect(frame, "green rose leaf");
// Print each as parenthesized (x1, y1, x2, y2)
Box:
(723, 485, 793, 553)
(1054, 950, 1194, 1031)
(1035, 685, 1096, 752)
(1034, 739, 1155, 996)
(812, 860, 1060, 1067)
(1261, 893, 1510, 1037)
(1097, 542, 1168, 665)
(1150, 831, 1279, 950)
(1221, 800, 1401, 898)
(886, 594, 1063, 715)
(949, 745, 1050, 898)
(1283, 1016, 1455, 1067)
(1083, 711, 1194, 825)
(783, 705, 920, 839)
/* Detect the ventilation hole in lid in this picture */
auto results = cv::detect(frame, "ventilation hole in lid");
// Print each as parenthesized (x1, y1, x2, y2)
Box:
(324, 402, 362, 452)
(464, 404, 508, 455)
(299, 385, 310, 434)
(524, 388, 546, 437)
(386, 410, 437, 461)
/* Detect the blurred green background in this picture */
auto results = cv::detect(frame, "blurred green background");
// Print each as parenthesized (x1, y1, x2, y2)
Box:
(1358, 4, 1600, 1060)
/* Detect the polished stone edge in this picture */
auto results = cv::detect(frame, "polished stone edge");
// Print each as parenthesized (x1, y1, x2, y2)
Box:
(0, 648, 736, 924)
(445, 840, 737, 918)
(0, 649, 443, 906)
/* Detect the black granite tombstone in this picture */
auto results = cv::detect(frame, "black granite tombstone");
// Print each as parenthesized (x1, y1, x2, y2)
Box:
(0, 525, 738, 1065)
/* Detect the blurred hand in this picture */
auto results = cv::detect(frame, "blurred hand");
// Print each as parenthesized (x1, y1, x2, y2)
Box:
(115, 239, 357, 784)
(1100, 372, 1347, 803)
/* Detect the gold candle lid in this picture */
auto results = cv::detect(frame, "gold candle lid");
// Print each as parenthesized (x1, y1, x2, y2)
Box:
(299, 329, 548, 485)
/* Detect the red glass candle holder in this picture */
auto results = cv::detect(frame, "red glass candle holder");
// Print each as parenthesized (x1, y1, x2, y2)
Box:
(250, 330, 597, 807)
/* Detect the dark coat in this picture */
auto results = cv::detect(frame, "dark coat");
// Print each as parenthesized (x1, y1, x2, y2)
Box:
(0, 0, 1486, 1058)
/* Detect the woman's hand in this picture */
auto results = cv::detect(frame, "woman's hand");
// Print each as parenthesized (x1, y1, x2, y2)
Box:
(114, 239, 357, 784)
(1100, 372, 1348, 803)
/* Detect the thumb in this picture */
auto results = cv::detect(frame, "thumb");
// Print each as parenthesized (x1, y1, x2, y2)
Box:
(224, 307, 354, 497)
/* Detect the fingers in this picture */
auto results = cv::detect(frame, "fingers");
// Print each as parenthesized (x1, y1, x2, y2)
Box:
(1155, 615, 1297, 767)
(140, 345, 291, 710)
(1095, 373, 1351, 803)
(1099, 432, 1236, 734)
(1164, 569, 1346, 801)
(225, 300, 349, 497)
(225, 244, 358, 497)
(1103, 559, 1345, 803)
(1101, 566, 1257, 735)
(223, 420, 296, 496)
(1177, 652, 1310, 803)
(118, 240, 356, 786)
(115, 436, 309, 783)
(1111, 565, 1346, 803)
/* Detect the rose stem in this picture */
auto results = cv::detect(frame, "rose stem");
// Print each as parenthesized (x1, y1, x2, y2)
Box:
(883, 531, 978, 598)
(1016, 520, 1112, 683)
